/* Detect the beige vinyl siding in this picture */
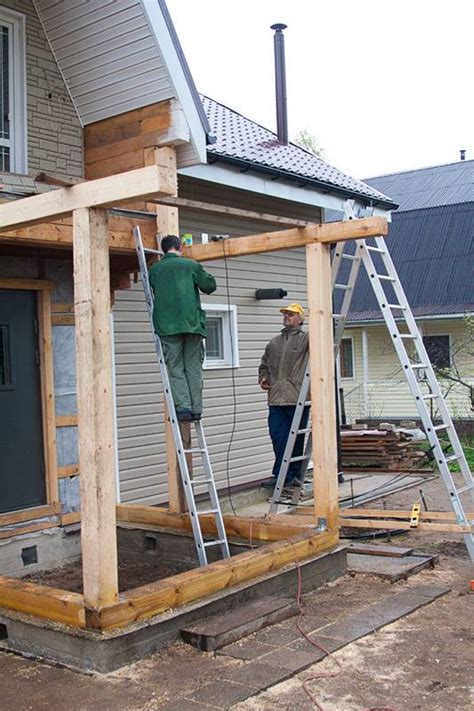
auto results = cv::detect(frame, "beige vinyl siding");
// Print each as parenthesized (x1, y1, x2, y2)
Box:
(114, 189, 321, 505)
(341, 319, 474, 423)
(34, 0, 174, 124)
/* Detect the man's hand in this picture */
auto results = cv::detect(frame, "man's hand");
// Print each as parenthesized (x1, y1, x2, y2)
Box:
(259, 379, 270, 391)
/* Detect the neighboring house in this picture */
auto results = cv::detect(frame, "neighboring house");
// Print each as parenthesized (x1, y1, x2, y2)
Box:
(338, 160, 474, 424)
(0, 0, 394, 532)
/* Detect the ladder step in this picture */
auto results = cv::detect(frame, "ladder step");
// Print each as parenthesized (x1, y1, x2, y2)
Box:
(376, 274, 396, 281)
(341, 253, 358, 261)
(190, 478, 213, 485)
(290, 455, 310, 463)
(334, 283, 352, 291)
(456, 484, 473, 495)
(434, 424, 449, 431)
(297, 427, 312, 434)
(333, 313, 342, 319)
(183, 448, 206, 454)
(203, 539, 227, 548)
(365, 246, 387, 254)
(387, 303, 406, 310)
(411, 363, 429, 369)
(304, 400, 311, 407)
(399, 333, 417, 339)
(143, 248, 161, 254)
(422, 393, 439, 400)
(444, 454, 459, 463)
(197, 508, 219, 516)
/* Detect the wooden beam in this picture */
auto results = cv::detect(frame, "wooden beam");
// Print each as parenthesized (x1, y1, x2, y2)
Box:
(0, 503, 61, 527)
(0, 165, 175, 231)
(95, 528, 338, 629)
(153, 196, 310, 228)
(73, 207, 119, 609)
(0, 576, 85, 627)
(183, 217, 388, 262)
(58, 465, 79, 478)
(339, 508, 474, 521)
(307, 243, 339, 530)
(116, 505, 310, 541)
(339, 517, 471, 533)
(38, 289, 59, 505)
(0, 212, 156, 253)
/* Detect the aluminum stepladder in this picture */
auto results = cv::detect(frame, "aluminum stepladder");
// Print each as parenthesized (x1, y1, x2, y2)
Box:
(267, 233, 363, 514)
(268, 219, 474, 563)
(133, 226, 230, 566)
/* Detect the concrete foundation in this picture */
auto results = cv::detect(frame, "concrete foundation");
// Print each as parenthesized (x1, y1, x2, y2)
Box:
(0, 526, 81, 577)
(0, 530, 346, 673)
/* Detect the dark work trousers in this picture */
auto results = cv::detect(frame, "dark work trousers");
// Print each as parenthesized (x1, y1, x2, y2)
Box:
(268, 405, 310, 485)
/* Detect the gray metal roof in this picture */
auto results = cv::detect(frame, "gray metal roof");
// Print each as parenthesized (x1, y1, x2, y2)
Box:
(364, 160, 474, 212)
(201, 96, 395, 209)
(344, 202, 474, 321)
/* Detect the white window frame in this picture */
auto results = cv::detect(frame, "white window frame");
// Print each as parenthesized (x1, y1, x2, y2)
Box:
(339, 336, 355, 380)
(0, 7, 27, 173)
(202, 303, 240, 369)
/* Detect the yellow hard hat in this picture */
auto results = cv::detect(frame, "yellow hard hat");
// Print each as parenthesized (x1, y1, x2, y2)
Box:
(279, 303, 305, 317)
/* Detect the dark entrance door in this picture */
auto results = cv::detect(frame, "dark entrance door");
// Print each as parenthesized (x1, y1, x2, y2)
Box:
(0, 290, 46, 513)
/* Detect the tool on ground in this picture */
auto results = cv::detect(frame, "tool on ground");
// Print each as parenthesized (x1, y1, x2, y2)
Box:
(268, 205, 474, 562)
(134, 226, 230, 566)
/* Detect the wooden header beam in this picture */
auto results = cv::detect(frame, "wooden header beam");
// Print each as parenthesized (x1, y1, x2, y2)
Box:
(183, 216, 388, 262)
(0, 164, 175, 232)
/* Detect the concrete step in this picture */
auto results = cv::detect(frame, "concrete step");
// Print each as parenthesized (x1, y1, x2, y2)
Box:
(181, 596, 298, 652)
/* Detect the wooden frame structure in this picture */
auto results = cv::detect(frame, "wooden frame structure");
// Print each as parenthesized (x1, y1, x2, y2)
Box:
(0, 160, 391, 632)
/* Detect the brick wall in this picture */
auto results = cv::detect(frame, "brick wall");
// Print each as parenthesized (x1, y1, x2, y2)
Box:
(2, 0, 83, 178)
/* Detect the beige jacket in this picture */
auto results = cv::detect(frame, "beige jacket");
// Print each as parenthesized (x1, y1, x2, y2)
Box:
(258, 326, 309, 406)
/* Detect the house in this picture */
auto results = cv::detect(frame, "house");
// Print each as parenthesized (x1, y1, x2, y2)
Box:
(0, 0, 394, 661)
(338, 160, 474, 425)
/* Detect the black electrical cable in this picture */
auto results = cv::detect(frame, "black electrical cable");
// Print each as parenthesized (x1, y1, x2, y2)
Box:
(338, 471, 419, 505)
(220, 237, 238, 516)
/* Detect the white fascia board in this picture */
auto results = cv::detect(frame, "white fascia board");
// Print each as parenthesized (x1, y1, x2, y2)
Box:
(345, 313, 471, 327)
(179, 161, 392, 218)
(140, 0, 206, 164)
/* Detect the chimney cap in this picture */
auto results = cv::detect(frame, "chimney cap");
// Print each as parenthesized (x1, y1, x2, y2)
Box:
(270, 23, 287, 32)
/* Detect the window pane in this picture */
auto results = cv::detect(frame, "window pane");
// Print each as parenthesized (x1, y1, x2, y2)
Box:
(205, 316, 224, 359)
(0, 24, 10, 140)
(0, 324, 11, 386)
(340, 338, 353, 378)
(423, 335, 450, 370)
(0, 144, 9, 171)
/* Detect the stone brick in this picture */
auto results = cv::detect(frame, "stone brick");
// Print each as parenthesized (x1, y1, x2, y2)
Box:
(190, 680, 255, 708)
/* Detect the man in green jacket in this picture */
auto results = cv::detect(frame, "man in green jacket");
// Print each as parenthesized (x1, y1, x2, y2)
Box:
(149, 235, 217, 422)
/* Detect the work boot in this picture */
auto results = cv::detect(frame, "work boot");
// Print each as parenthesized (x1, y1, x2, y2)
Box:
(176, 409, 193, 422)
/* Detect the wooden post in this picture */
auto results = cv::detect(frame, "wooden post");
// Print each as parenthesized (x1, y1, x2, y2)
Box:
(73, 207, 119, 609)
(145, 146, 187, 511)
(306, 243, 339, 531)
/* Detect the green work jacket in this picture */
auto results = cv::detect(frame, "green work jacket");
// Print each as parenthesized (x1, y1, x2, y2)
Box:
(148, 253, 216, 337)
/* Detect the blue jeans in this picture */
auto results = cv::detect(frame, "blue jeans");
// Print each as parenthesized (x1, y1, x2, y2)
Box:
(268, 405, 310, 485)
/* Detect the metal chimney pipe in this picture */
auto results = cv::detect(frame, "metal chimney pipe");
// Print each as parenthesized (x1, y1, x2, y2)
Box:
(460, 149, 466, 161)
(270, 23, 288, 145)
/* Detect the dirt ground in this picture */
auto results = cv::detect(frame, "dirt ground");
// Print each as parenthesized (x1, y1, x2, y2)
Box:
(0, 475, 472, 710)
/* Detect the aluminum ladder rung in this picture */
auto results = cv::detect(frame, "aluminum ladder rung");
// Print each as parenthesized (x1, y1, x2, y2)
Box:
(411, 363, 429, 369)
(341, 253, 358, 261)
(365, 245, 387, 254)
(203, 539, 227, 548)
(143, 248, 162, 254)
(387, 303, 406, 310)
(399, 333, 418, 339)
(183, 447, 206, 454)
(444, 454, 459, 463)
(434, 424, 450, 431)
(334, 283, 352, 291)
(333, 313, 342, 319)
(297, 427, 312, 434)
(456, 483, 473, 494)
(190, 477, 213, 485)
(197, 508, 219, 516)
(376, 274, 396, 281)
(289, 454, 310, 463)
(422, 393, 440, 400)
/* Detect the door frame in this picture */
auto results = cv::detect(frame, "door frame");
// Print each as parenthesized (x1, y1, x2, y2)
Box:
(0, 278, 59, 522)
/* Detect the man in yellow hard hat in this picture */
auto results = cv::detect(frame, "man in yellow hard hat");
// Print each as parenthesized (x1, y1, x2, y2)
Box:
(258, 303, 309, 493)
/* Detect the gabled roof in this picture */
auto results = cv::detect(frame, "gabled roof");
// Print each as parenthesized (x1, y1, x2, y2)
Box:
(345, 202, 474, 321)
(201, 96, 396, 210)
(364, 160, 474, 212)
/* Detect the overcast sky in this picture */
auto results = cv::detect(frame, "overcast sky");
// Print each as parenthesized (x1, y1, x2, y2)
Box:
(166, 0, 473, 180)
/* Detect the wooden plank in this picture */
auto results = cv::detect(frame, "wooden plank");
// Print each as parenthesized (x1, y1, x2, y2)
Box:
(85, 148, 147, 181)
(96, 528, 338, 630)
(56, 415, 78, 427)
(0, 165, 175, 231)
(51, 302, 74, 313)
(52, 314, 75, 326)
(153, 196, 310, 228)
(307, 243, 339, 531)
(0, 278, 55, 290)
(84, 101, 171, 149)
(339, 517, 471, 533)
(0, 504, 61, 527)
(116, 505, 310, 541)
(0, 212, 156, 253)
(38, 289, 59, 506)
(0, 521, 58, 539)
(57, 465, 79, 478)
(60, 512, 81, 526)
(340, 508, 474, 521)
(73, 207, 119, 609)
(0, 576, 85, 627)
(183, 217, 388, 262)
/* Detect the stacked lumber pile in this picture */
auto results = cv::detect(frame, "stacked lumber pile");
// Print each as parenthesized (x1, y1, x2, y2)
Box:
(340, 428, 428, 471)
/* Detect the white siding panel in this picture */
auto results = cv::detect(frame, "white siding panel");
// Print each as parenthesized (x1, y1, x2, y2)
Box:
(34, 0, 175, 125)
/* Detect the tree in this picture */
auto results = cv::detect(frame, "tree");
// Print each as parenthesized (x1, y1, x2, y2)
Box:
(293, 129, 327, 160)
